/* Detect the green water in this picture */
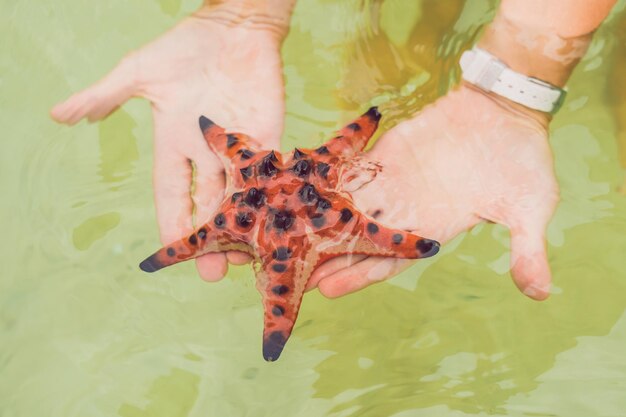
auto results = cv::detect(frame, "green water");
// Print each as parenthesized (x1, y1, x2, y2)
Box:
(2, 0, 626, 416)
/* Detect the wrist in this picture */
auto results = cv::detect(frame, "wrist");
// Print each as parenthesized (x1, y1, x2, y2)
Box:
(460, 81, 550, 130)
(477, 13, 591, 88)
(467, 11, 594, 126)
(195, 0, 296, 40)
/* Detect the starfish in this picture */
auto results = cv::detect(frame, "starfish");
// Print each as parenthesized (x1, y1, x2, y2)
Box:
(139, 107, 440, 361)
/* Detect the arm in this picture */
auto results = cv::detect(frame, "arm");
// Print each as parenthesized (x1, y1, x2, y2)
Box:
(475, 0, 617, 124)
(197, 0, 296, 38)
(309, 0, 618, 300)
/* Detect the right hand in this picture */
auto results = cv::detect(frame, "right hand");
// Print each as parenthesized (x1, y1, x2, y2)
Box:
(50, 6, 287, 281)
(309, 85, 559, 301)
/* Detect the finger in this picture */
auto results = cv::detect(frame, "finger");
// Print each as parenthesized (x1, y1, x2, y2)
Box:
(226, 252, 253, 265)
(509, 222, 552, 301)
(305, 254, 367, 291)
(153, 150, 195, 245)
(190, 150, 229, 282)
(316, 257, 414, 298)
(50, 53, 140, 125)
(195, 254, 228, 282)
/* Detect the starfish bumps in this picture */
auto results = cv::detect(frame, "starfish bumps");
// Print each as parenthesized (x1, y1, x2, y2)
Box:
(139, 107, 440, 361)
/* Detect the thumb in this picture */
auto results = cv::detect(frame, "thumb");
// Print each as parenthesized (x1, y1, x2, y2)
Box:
(50, 52, 141, 125)
(508, 219, 552, 301)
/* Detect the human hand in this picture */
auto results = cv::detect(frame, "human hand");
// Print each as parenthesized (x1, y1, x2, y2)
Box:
(50, 4, 289, 280)
(309, 0, 618, 301)
(308, 85, 559, 300)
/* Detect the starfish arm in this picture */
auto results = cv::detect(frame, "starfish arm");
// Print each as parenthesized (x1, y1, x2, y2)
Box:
(199, 115, 264, 158)
(310, 195, 440, 260)
(321, 107, 382, 156)
(138, 224, 222, 273)
(254, 249, 314, 362)
(138, 210, 253, 273)
(198, 115, 267, 188)
(339, 220, 440, 259)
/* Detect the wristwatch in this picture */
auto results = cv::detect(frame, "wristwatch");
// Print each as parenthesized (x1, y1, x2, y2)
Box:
(460, 47, 567, 114)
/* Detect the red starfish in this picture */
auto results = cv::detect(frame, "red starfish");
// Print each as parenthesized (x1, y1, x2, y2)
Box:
(139, 107, 440, 361)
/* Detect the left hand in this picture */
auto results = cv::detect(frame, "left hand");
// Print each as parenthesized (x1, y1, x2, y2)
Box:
(50, 5, 287, 280)
(307, 85, 559, 301)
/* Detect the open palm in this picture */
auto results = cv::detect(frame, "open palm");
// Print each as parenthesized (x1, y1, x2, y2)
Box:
(51, 10, 286, 281)
(310, 85, 558, 301)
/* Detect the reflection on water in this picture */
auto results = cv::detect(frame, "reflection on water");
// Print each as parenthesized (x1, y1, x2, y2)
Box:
(119, 368, 200, 417)
(1, 0, 626, 416)
(98, 110, 139, 185)
(73, 212, 121, 250)
(608, 7, 626, 193)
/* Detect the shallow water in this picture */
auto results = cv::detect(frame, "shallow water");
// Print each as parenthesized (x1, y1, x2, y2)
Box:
(2, 0, 626, 416)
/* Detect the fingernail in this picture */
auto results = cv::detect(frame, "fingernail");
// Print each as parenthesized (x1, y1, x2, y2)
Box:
(523, 286, 537, 297)
(523, 283, 551, 300)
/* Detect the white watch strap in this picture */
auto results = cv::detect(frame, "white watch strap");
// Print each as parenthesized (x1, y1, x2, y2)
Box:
(460, 47, 566, 114)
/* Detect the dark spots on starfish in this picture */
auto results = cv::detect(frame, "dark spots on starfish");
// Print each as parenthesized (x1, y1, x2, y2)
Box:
(244, 187, 265, 209)
(347, 122, 361, 131)
(231, 192, 243, 203)
(392, 233, 403, 244)
(340, 208, 353, 223)
(416, 239, 432, 253)
(316, 162, 330, 179)
(293, 148, 306, 159)
(198, 228, 207, 239)
(214, 213, 226, 228)
(259, 157, 279, 177)
(198, 115, 214, 132)
(166, 247, 176, 257)
(316, 198, 331, 211)
(416, 239, 440, 258)
(267, 150, 278, 162)
(365, 106, 382, 121)
(226, 134, 238, 148)
(311, 216, 326, 228)
(308, 198, 329, 227)
(139, 254, 164, 273)
(236, 212, 254, 229)
(239, 149, 255, 160)
(270, 330, 285, 341)
(272, 305, 285, 316)
(272, 284, 289, 295)
(272, 247, 292, 261)
(272, 263, 287, 273)
(292, 160, 311, 177)
(240, 166, 253, 181)
(367, 223, 379, 234)
(263, 331, 287, 361)
(315, 145, 329, 155)
(188, 234, 198, 245)
(273, 210, 295, 231)
(298, 183, 319, 204)
(371, 209, 382, 219)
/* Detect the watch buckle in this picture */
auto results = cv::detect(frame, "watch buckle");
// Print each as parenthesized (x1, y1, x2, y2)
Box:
(476, 59, 506, 91)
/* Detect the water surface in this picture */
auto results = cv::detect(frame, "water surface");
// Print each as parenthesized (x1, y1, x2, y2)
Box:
(2, 0, 626, 416)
